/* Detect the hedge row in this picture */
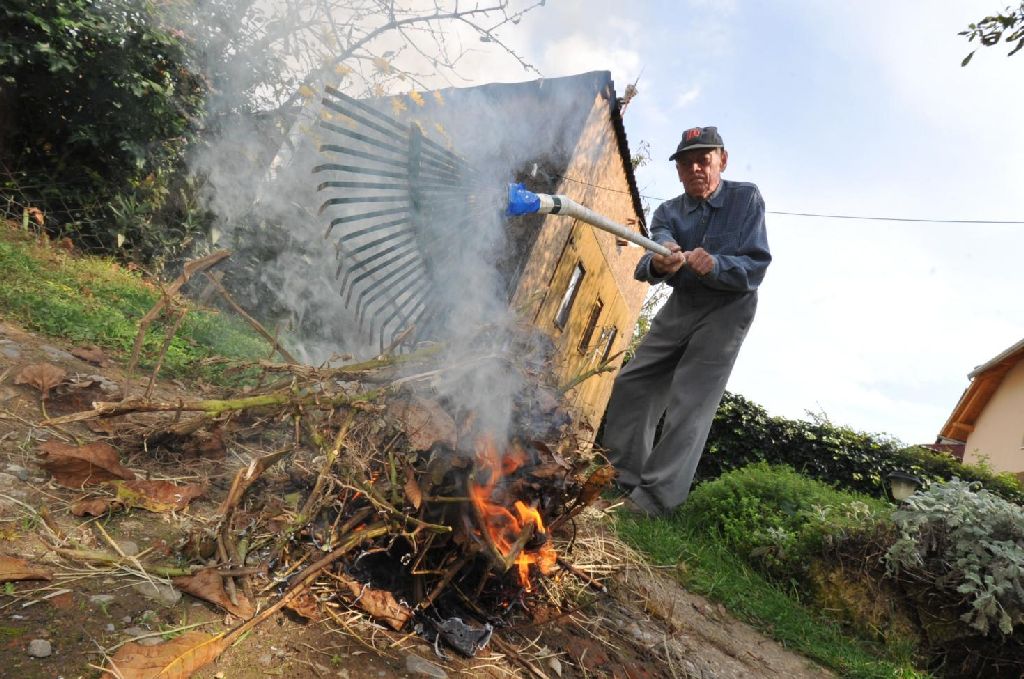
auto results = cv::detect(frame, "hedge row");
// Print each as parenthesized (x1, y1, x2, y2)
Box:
(695, 392, 1024, 504)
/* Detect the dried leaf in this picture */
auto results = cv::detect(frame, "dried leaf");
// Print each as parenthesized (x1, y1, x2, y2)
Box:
(527, 464, 568, 481)
(577, 465, 616, 506)
(38, 440, 135, 488)
(284, 588, 321, 621)
(14, 362, 67, 399)
(0, 555, 52, 582)
(339, 574, 412, 630)
(390, 398, 456, 450)
(70, 344, 110, 367)
(403, 464, 423, 510)
(103, 630, 228, 679)
(70, 497, 117, 517)
(172, 568, 254, 619)
(112, 479, 204, 512)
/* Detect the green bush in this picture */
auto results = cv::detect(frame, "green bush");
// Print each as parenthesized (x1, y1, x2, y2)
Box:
(684, 462, 891, 582)
(0, 0, 207, 263)
(887, 479, 1024, 637)
(699, 392, 1024, 505)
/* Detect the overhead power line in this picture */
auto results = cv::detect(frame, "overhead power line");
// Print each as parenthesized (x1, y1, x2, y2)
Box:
(554, 174, 1024, 225)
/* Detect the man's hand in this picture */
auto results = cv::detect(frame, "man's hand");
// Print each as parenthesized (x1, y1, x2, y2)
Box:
(651, 242, 686, 277)
(684, 247, 715, 276)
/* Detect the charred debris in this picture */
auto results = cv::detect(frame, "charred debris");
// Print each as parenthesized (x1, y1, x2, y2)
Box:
(42, 298, 618, 663)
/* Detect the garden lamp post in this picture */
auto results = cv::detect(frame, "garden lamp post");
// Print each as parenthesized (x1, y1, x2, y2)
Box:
(887, 471, 923, 502)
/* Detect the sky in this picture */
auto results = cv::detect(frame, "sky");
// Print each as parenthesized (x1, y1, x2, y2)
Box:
(435, 0, 1024, 444)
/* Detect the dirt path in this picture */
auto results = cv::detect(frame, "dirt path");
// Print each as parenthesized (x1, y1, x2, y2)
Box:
(0, 320, 832, 678)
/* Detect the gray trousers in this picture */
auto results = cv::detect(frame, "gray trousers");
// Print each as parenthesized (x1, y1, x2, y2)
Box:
(604, 288, 757, 514)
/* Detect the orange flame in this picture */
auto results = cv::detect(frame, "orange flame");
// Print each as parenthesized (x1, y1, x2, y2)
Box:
(470, 436, 557, 591)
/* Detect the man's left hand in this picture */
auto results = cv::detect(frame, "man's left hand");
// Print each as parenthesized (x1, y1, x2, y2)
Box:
(684, 247, 715, 276)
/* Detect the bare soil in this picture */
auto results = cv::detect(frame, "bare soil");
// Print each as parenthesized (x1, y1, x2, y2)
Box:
(0, 319, 833, 679)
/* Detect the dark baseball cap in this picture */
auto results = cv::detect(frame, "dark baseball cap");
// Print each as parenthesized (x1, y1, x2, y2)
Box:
(668, 126, 724, 161)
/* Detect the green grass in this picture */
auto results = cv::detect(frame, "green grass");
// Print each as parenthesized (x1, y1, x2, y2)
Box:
(0, 227, 271, 378)
(617, 510, 928, 679)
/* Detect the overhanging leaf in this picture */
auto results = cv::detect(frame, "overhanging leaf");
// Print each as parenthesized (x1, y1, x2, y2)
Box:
(14, 362, 67, 399)
(172, 568, 254, 619)
(103, 630, 228, 679)
(38, 440, 135, 488)
(111, 479, 204, 512)
(0, 555, 52, 582)
(70, 497, 117, 517)
(338, 573, 411, 630)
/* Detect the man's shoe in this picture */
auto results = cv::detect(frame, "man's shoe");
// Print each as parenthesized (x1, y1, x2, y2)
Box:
(618, 496, 655, 517)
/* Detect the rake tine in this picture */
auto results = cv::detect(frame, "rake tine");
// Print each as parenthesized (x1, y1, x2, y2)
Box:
(339, 224, 415, 253)
(366, 289, 429, 344)
(379, 292, 429, 351)
(338, 239, 417, 297)
(324, 210, 409, 238)
(316, 179, 410, 193)
(366, 276, 425, 337)
(318, 195, 409, 215)
(318, 120, 406, 157)
(313, 163, 409, 180)
(343, 243, 420, 303)
(319, 144, 408, 168)
(321, 94, 411, 152)
(335, 216, 411, 245)
(319, 145, 463, 183)
(322, 88, 463, 173)
(360, 268, 428, 329)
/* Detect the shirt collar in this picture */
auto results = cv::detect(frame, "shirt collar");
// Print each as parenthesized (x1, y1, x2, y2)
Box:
(682, 181, 726, 213)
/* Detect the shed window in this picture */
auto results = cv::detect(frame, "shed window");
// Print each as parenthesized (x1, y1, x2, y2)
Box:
(600, 326, 619, 363)
(554, 263, 585, 330)
(578, 299, 604, 354)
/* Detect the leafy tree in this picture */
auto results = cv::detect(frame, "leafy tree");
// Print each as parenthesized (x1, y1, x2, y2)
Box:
(960, 2, 1024, 65)
(0, 0, 207, 261)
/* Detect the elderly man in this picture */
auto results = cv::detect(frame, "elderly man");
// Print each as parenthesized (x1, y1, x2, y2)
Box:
(603, 126, 771, 516)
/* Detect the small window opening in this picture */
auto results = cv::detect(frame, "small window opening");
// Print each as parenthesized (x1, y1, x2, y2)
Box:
(600, 326, 619, 363)
(554, 263, 585, 329)
(578, 299, 604, 354)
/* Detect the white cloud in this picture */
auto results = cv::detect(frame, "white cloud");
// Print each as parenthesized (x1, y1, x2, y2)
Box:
(674, 87, 702, 109)
(540, 34, 642, 85)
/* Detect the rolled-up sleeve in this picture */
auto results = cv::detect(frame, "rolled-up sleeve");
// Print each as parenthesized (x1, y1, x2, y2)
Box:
(634, 203, 674, 284)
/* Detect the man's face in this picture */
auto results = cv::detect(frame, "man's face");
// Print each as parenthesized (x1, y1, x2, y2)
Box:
(675, 148, 728, 200)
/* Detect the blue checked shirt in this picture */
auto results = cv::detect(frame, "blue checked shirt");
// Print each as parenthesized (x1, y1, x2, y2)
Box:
(636, 179, 771, 292)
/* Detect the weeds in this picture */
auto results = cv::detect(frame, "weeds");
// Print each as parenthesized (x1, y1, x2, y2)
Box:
(0, 226, 270, 379)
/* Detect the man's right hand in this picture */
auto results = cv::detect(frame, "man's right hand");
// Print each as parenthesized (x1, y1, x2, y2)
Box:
(651, 242, 686, 277)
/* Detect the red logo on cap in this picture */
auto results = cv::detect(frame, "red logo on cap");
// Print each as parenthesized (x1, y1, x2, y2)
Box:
(684, 127, 703, 141)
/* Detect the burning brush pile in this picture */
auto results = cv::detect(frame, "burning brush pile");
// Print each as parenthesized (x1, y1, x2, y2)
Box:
(44, 322, 617, 672)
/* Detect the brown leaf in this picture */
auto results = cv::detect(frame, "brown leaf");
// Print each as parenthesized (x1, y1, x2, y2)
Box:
(578, 465, 616, 507)
(38, 440, 135, 488)
(27, 206, 44, 226)
(172, 568, 254, 619)
(390, 397, 456, 450)
(112, 479, 204, 513)
(180, 427, 226, 459)
(284, 588, 321, 621)
(0, 555, 52, 582)
(70, 497, 117, 517)
(527, 463, 568, 481)
(14, 363, 67, 399)
(339, 574, 412, 630)
(403, 464, 423, 510)
(103, 630, 228, 679)
(70, 344, 110, 367)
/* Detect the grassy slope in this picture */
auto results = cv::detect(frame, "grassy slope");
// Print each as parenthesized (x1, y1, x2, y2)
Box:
(617, 511, 927, 679)
(0, 224, 270, 376)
